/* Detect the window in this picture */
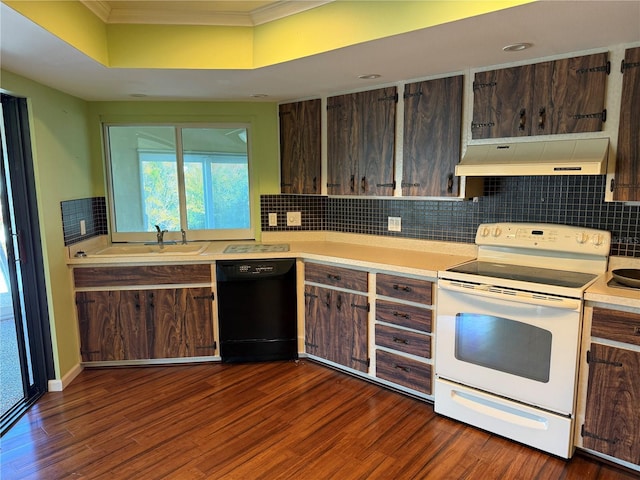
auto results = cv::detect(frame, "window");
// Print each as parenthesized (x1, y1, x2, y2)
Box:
(105, 124, 252, 242)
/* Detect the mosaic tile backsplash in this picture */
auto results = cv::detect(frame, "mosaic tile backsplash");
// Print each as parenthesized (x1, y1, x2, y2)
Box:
(261, 175, 640, 257)
(61, 197, 108, 246)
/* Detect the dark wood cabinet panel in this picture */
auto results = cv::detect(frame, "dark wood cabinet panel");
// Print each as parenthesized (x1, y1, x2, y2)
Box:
(375, 299, 432, 333)
(376, 273, 432, 305)
(583, 343, 640, 465)
(592, 307, 640, 347)
(74, 264, 211, 288)
(472, 64, 535, 138)
(147, 287, 215, 359)
(403, 76, 463, 197)
(375, 324, 431, 359)
(279, 99, 321, 194)
(327, 87, 396, 196)
(472, 53, 608, 139)
(304, 285, 368, 373)
(305, 262, 368, 292)
(613, 46, 640, 202)
(376, 350, 432, 395)
(76, 290, 148, 362)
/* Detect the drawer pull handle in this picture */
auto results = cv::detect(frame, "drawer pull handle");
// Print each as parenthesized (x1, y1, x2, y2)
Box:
(327, 274, 342, 281)
(393, 284, 412, 292)
(392, 311, 410, 319)
(634, 326, 640, 336)
(393, 336, 409, 345)
(394, 364, 411, 373)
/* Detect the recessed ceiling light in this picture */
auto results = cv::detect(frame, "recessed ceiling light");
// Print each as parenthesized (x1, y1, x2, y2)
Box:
(250, 93, 268, 98)
(358, 74, 381, 80)
(503, 43, 533, 52)
(130, 93, 147, 98)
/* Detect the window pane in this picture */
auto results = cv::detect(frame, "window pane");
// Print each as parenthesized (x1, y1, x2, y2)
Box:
(181, 128, 250, 231)
(108, 126, 179, 232)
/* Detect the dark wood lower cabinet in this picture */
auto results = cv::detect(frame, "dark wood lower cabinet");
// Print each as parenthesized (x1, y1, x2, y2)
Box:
(77, 287, 214, 362)
(304, 285, 368, 372)
(582, 343, 640, 465)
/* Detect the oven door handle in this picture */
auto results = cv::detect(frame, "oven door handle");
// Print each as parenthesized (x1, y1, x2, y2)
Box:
(438, 279, 581, 311)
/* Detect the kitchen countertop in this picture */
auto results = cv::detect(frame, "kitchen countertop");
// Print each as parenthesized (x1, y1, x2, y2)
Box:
(66, 232, 477, 278)
(585, 256, 640, 310)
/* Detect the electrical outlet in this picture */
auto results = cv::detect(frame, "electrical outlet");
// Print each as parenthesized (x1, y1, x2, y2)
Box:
(80, 219, 86, 235)
(387, 216, 401, 232)
(268, 213, 278, 227)
(287, 211, 302, 226)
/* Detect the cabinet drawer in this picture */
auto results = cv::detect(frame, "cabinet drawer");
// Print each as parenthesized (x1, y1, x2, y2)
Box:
(375, 324, 431, 359)
(305, 263, 368, 292)
(592, 307, 640, 347)
(376, 350, 432, 395)
(74, 264, 211, 288)
(376, 299, 432, 333)
(376, 273, 432, 305)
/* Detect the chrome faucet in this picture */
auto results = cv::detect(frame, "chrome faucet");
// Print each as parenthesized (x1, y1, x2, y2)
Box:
(154, 225, 168, 248)
(181, 229, 187, 245)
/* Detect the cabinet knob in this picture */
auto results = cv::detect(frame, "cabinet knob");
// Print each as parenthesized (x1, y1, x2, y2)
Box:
(519, 108, 526, 131)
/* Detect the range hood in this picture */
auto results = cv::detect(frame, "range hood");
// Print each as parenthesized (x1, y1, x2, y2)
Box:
(456, 138, 609, 177)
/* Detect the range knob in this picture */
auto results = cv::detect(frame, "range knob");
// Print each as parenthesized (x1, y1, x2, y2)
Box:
(479, 227, 490, 237)
(591, 233, 604, 246)
(491, 227, 502, 237)
(575, 232, 589, 244)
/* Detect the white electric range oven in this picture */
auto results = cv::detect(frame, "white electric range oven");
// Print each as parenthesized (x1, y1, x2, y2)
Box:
(435, 222, 610, 458)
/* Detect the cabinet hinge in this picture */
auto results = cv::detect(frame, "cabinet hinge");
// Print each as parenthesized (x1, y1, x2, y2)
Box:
(473, 81, 497, 91)
(471, 121, 495, 129)
(376, 181, 396, 189)
(621, 59, 640, 73)
(351, 356, 370, 367)
(570, 109, 606, 122)
(351, 303, 370, 312)
(194, 293, 215, 301)
(610, 178, 615, 192)
(581, 425, 618, 444)
(577, 61, 610, 75)
(378, 94, 399, 103)
(401, 182, 421, 188)
(280, 182, 293, 187)
(326, 103, 342, 111)
(279, 110, 291, 116)
(305, 341, 318, 348)
(304, 292, 318, 299)
(80, 349, 100, 355)
(196, 342, 217, 350)
(403, 91, 423, 99)
(326, 183, 341, 188)
(76, 299, 96, 305)
(586, 350, 623, 367)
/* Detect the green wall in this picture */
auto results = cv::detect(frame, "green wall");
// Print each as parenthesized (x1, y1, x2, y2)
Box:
(1, 70, 281, 382)
(1, 69, 95, 380)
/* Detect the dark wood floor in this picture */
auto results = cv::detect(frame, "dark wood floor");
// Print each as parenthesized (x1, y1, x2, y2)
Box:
(1, 360, 636, 479)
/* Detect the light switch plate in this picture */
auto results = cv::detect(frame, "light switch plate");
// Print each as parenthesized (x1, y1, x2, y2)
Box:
(268, 213, 278, 227)
(388, 216, 401, 232)
(287, 211, 302, 226)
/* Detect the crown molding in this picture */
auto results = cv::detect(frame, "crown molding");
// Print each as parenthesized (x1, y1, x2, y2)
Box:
(80, 0, 112, 22)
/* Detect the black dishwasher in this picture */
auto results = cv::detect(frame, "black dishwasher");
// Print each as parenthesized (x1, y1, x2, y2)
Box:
(216, 259, 297, 363)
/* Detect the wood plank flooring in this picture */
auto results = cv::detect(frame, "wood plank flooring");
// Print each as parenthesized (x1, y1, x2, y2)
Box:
(1, 360, 637, 479)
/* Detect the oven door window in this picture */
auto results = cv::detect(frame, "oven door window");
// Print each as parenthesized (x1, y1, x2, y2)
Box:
(455, 314, 552, 383)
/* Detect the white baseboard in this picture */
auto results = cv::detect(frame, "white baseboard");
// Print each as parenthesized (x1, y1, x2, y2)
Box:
(48, 363, 83, 392)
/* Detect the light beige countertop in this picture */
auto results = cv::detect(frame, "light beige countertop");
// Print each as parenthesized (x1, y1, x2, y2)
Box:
(66, 232, 477, 278)
(585, 256, 640, 310)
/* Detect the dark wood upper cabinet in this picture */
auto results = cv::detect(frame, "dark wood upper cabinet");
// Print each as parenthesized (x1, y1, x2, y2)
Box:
(472, 53, 609, 139)
(327, 87, 396, 196)
(279, 99, 321, 194)
(612, 46, 640, 202)
(403, 75, 463, 196)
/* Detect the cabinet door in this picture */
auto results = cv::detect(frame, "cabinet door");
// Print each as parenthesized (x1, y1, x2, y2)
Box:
(147, 288, 214, 358)
(582, 343, 640, 465)
(403, 76, 462, 197)
(535, 53, 608, 135)
(359, 87, 396, 196)
(76, 290, 148, 361)
(613, 46, 640, 202)
(472, 64, 535, 139)
(279, 99, 321, 194)
(327, 94, 358, 195)
(304, 285, 332, 360)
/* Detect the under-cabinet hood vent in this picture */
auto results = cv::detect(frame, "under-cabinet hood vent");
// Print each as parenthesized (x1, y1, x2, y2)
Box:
(456, 138, 609, 177)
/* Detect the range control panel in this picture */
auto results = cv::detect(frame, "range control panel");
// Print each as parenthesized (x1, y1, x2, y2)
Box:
(475, 222, 611, 254)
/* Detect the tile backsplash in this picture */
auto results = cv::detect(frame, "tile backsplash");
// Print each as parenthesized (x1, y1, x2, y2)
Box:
(61, 197, 108, 246)
(261, 175, 640, 257)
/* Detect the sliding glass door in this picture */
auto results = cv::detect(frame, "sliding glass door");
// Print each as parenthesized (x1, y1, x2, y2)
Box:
(1, 94, 53, 435)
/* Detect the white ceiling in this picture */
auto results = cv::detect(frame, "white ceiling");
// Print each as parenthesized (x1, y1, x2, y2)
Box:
(1, 1, 639, 102)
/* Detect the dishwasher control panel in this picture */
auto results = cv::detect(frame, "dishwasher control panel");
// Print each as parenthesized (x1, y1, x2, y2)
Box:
(216, 259, 296, 281)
